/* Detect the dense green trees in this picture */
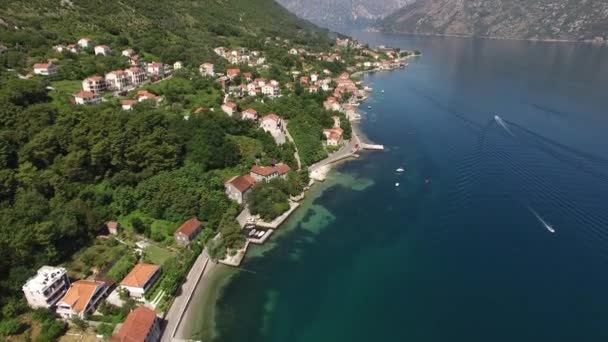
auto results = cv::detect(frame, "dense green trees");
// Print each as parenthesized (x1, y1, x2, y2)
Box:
(249, 178, 292, 221)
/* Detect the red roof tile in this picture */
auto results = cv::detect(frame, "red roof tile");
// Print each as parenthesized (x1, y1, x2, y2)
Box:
(175, 218, 203, 238)
(226, 175, 256, 192)
(111, 306, 157, 342)
(120, 264, 160, 288)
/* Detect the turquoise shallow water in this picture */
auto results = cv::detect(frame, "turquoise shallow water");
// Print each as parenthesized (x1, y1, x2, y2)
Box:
(199, 33, 608, 341)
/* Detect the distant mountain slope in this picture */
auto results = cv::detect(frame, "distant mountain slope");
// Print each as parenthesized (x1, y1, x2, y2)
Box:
(0, 0, 332, 63)
(380, 0, 608, 41)
(276, 0, 411, 28)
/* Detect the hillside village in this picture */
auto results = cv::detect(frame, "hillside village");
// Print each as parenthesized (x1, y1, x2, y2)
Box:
(1, 22, 416, 341)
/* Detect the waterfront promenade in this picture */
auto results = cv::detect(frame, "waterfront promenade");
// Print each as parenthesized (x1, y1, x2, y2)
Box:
(161, 249, 212, 342)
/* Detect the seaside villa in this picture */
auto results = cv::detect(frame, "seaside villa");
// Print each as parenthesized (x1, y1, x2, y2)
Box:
(250, 163, 291, 182)
(22, 266, 70, 309)
(56, 279, 111, 319)
(225, 174, 256, 205)
(110, 306, 162, 342)
(119, 263, 161, 298)
(174, 218, 203, 246)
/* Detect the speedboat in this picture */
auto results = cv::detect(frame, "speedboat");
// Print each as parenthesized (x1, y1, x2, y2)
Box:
(368, 105, 372, 109)
(396, 167, 405, 172)
(395, 182, 400, 187)
(381, 89, 385, 93)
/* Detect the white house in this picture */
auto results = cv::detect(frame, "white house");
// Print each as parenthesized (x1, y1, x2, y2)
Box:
(77, 38, 91, 49)
(22, 266, 70, 309)
(125, 66, 147, 85)
(94, 45, 111, 56)
(82, 75, 106, 93)
(66, 44, 79, 53)
(199, 63, 214, 77)
(146, 62, 165, 77)
(310, 73, 318, 83)
(121, 48, 135, 57)
(289, 48, 298, 55)
(53, 45, 66, 53)
(121, 99, 137, 111)
(74, 91, 101, 105)
(225, 175, 256, 204)
(323, 127, 344, 146)
(260, 113, 282, 135)
(119, 263, 161, 298)
(332, 115, 341, 128)
(56, 280, 110, 320)
(221, 102, 237, 116)
(33, 62, 58, 76)
(105, 70, 130, 91)
(173, 61, 183, 70)
(241, 108, 258, 120)
(137, 90, 160, 103)
(261, 83, 280, 98)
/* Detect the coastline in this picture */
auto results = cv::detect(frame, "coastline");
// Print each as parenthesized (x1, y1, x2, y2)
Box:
(365, 29, 603, 44)
(178, 55, 403, 341)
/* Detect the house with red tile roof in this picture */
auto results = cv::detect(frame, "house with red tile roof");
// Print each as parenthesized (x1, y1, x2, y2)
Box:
(82, 75, 106, 93)
(174, 218, 203, 246)
(119, 263, 161, 298)
(260, 113, 282, 135)
(110, 306, 161, 342)
(121, 99, 138, 111)
(199, 63, 214, 77)
(225, 175, 256, 204)
(56, 280, 110, 319)
(323, 127, 344, 146)
(106, 221, 119, 235)
(226, 68, 240, 79)
(250, 163, 290, 182)
(33, 62, 57, 76)
(146, 62, 165, 77)
(125, 66, 146, 85)
(74, 91, 101, 105)
(137, 90, 160, 103)
(241, 108, 258, 121)
(105, 70, 130, 91)
(221, 101, 237, 116)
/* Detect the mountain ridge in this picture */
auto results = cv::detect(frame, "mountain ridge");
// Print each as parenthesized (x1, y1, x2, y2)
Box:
(380, 0, 608, 42)
(276, 0, 410, 28)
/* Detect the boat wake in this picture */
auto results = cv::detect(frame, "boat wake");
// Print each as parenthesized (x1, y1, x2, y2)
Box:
(494, 114, 514, 137)
(528, 207, 556, 233)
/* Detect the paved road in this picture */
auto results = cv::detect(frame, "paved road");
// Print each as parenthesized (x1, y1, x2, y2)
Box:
(308, 134, 360, 173)
(161, 249, 210, 342)
(283, 122, 302, 170)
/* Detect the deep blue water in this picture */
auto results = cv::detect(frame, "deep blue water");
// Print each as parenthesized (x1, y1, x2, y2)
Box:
(204, 33, 608, 341)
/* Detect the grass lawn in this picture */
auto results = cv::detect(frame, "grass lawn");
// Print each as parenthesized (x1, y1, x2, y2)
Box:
(145, 244, 175, 265)
(65, 238, 129, 279)
(51, 79, 81, 94)
(48, 80, 81, 105)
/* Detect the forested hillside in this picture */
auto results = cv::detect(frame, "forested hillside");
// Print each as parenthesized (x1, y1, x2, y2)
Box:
(0, 0, 338, 336)
(0, 0, 332, 67)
